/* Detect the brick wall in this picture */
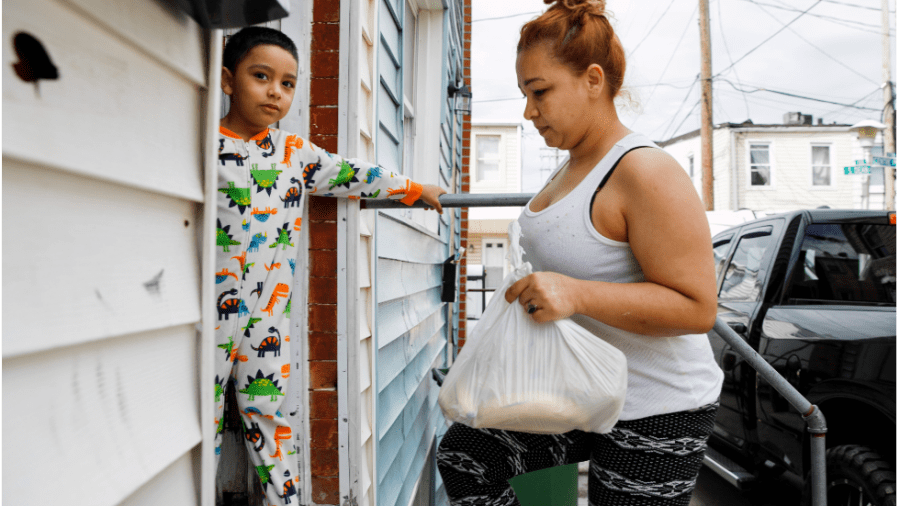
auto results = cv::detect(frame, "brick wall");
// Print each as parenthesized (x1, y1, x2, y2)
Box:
(459, 0, 472, 351)
(308, 0, 340, 503)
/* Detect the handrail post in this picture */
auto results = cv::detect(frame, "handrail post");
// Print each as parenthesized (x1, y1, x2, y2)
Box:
(712, 319, 827, 506)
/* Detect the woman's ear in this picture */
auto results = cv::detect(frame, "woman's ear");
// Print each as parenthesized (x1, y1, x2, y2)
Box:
(221, 67, 234, 96)
(585, 64, 605, 98)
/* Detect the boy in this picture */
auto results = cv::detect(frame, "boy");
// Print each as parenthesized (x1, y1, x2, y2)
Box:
(214, 27, 445, 505)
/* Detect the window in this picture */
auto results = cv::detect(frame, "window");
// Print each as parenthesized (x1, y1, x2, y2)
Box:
(401, 1, 418, 177)
(787, 223, 895, 305)
(713, 237, 733, 279)
(476, 135, 501, 182)
(750, 144, 771, 186)
(687, 154, 694, 178)
(720, 227, 774, 301)
(811, 145, 831, 186)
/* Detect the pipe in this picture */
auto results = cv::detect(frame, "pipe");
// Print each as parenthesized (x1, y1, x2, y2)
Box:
(363, 192, 537, 209)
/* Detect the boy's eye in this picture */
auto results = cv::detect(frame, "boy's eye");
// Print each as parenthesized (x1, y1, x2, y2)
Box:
(283, 81, 295, 89)
(255, 72, 268, 80)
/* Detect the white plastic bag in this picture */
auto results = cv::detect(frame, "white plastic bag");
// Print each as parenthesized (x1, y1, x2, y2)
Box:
(438, 221, 628, 434)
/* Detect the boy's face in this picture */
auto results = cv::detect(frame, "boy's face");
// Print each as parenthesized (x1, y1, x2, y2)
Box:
(222, 44, 298, 134)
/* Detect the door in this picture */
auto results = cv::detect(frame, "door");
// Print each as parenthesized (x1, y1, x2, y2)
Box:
(482, 238, 508, 308)
(709, 221, 784, 453)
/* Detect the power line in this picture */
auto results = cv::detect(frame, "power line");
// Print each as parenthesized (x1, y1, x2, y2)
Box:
(626, 0, 680, 58)
(653, 77, 698, 139)
(473, 11, 542, 23)
(716, 78, 884, 110)
(714, 0, 824, 78)
(473, 97, 525, 103)
(733, 0, 893, 34)
(666, 101, 702, 140)
(716, 0, 751, 118)
(820, 0, 894, 13)
(643, 4, 699, 106)
(743, 0, 880, 85)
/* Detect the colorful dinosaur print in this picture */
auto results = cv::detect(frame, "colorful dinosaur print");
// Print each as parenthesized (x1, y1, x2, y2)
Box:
(293, 217, 302, 231)
(277, 478, 297, 504)
(216, 219, 241, 252)
(280, 178, 303, 208)
(216, 416, 225, 435)
(214, 374, 225, 402)
(242, 419, 265, 451)
(303, 162, 321, 191)
(243, 406, 275, 420)
(256, 464, 276, 492)
(231, 252, 254, 280)
(217, 337, 235, 361)
(243, 317, 263, 337)
(251, 206, 278, 223)
(240, 369, 284, 402)
(251, 327, 281, 358)
(262, 284, 290, 317)
(218, 181, 252, 213)
(281, 363, 291, 378)
(219, 152, 247, 166)
(282, 135, 304, 167)
(288, 259, 296, 276)
(216, 268, 239, 284)
(264, 262, 281, 271)
(250, 282, 264, 299)
(269, 425, 292, 461)
(248, 232, 268, 252)
(360, 190, 381, 199)
(256, 132, 276, 157)
(282, 295, 291, 316)
(217, 289, 248, 320)
(328, 160, 359, 190)
(365, 167, 383, 183)
(388, 179, 416, 199)
(269, 223, 294, 251)
(251, 163, 282, 196)
(241, 219, 250, 232)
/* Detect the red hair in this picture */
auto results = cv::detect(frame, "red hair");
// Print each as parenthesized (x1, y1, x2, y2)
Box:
(518, 0, 627, 100)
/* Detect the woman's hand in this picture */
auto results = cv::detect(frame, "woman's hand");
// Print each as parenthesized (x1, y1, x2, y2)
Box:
(420, 184, 446, 213)
(505, 272, 580, 323)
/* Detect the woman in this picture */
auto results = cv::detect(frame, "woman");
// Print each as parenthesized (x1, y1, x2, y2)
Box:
(436, 1, 724, 505)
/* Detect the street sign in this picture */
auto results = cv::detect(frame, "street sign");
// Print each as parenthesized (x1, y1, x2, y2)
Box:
(844, 165, 872, 175)
(872, 156, 896, 167)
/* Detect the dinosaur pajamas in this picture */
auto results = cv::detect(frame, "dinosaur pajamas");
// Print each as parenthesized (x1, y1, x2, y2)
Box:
(214, 126, 422, 505)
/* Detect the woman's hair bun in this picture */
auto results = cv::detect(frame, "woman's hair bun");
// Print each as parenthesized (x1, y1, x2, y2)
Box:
(544, 0, 607, 21)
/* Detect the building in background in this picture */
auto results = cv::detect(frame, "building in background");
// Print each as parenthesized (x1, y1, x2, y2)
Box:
(463, 122, 522, 335)
(660, 112, 889, 212)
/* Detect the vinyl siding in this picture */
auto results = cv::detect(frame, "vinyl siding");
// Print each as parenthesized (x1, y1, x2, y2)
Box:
(2, 1, 214, 505)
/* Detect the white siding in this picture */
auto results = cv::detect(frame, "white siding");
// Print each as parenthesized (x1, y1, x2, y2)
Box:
(2, 0, 215, 505)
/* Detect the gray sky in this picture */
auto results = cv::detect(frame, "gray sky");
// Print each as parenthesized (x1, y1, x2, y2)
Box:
(470, 0, 896, 191)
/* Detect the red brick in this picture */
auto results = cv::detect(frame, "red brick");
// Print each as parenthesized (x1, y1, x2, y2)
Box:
(310, 419, 339, 448)
(310, 361, 337, 389)
(459, 302, 467, 311)
(309, 390, 338, 419)
(309, 278, 337, 304)
(462, 138, 471, 148)
(309, 221, 338, 249)
(313, 0, 340, 22)
(310, 249, 337, 277)
(309, 196, 337, 220)
(309, 304, 338, 333)
(312, 24, 341, 52)
(309, 332, 338, 360)
(310, 105, 339, 134)
(311, 448, 340, 476)
(310, 79, 340, 106)
(310, 134, 337, 152)
(311, 476, 340, 504)
(458, 338, 466, 350)
(459, 266, 467, 276)
(312, 51, 340, 78)
(465, 14, 471, 22)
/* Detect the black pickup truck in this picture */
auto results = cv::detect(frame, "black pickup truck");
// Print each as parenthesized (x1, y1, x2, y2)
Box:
(704, 209, 896, 506)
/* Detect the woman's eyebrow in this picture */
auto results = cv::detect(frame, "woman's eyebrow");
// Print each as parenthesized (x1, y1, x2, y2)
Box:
(523, 77, 544, 86)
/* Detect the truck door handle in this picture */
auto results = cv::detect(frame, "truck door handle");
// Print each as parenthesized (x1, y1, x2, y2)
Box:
(727, 322, 747, 335)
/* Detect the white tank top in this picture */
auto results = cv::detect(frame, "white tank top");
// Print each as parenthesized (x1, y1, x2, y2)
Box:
(517, 132, 723, 420)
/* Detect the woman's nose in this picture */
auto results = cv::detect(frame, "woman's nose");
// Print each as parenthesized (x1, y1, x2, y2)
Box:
(522, 98, 537, 121)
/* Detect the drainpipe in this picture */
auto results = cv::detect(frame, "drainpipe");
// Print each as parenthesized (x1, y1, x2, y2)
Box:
(731, 128, 739, 210)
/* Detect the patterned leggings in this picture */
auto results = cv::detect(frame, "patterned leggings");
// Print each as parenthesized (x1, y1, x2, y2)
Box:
(436, 402, 718, 506)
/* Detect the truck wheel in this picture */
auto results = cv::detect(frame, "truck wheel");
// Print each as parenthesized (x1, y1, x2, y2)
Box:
(819, 445, 896, 506)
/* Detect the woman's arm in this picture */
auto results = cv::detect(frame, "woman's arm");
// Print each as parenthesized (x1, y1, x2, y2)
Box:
(506, 149, 717, 337)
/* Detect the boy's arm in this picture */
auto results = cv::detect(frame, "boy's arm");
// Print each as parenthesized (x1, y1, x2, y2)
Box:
(305, 142, 444, 211)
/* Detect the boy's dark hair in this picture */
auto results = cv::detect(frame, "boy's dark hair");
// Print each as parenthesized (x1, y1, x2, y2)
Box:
(223, 27, 298, 72)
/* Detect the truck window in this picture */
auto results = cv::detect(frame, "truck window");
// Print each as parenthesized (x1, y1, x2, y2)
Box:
(720, 227, 774, 301)
(787, 223, 896, 305)
(713, 237, 733, 279)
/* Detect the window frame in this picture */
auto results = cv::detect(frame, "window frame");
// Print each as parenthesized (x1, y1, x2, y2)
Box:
(718, 225, 776, 302)
(746, 140, 775, 189)
(474, 133, 504, 184)
(809, 143, 834, 188)
(400, 0, 418, 178)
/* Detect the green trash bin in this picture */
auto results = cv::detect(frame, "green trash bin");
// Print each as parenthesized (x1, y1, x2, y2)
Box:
(432, 368, 580, 506)
(508, 463, 579, 506)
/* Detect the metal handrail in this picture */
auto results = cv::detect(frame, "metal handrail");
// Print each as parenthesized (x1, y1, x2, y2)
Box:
(372, 192, 828, 504)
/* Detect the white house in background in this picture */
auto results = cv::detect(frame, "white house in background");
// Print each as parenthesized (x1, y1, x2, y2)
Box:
(659, 112, 889, 212)
(466, 123, 522, 324)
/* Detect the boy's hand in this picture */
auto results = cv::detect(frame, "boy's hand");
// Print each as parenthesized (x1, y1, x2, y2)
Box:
(420, 184, 446, 214)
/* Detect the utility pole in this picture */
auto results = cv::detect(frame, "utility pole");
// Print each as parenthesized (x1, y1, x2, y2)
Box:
(882, 0, 895, 210)
(700, 0, 714, 210)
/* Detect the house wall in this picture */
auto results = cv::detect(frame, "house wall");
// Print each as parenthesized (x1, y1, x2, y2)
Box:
(470, 124, 522, 195)
(2, 1, 216, 505)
